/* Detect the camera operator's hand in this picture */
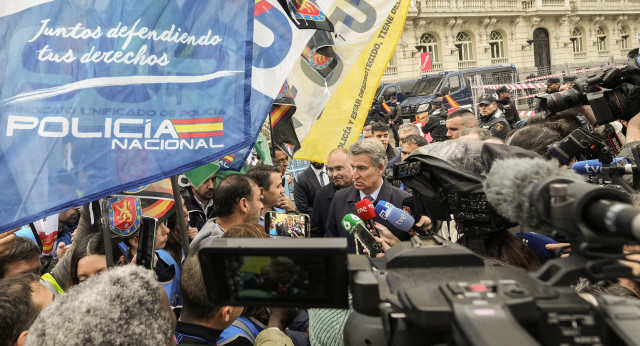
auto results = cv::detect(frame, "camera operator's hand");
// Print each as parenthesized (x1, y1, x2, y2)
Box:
(415, 215, 432, 231)
(545, 242, 571, 258)
(572, 105, 596, 127)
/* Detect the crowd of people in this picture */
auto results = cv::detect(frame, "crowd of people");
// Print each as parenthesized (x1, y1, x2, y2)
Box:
(1, 73, 640, 346)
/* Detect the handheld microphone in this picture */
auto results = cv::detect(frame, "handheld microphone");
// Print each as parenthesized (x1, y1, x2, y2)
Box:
(341, 214, 383, 257)
(355, 199, 379, 237)
(375, 200, 415, 233)
(385, 207, 415, 232)
(572, 158, 632, 175)
(374, 200, 395, 221)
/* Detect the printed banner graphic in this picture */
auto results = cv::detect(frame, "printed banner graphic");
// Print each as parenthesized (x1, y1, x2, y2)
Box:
(420, 52, 431, 72)
(295, 0, 410, 161)
(0, 0, 255, 232)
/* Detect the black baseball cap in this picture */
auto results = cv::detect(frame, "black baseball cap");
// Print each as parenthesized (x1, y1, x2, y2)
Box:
(496, 85, 509, 94)
(431, 98, 443, 105)
(478, 95, 496, 105)
(546, 77, 561, 86)
(563, 75, 577, 83)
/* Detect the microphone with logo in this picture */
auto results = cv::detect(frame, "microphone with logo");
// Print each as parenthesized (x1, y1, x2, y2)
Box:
(355, 199, 380, 237)
(341, 214, 383, 257)
(374, 200, 415, 233)
(572, 158, 633, 175)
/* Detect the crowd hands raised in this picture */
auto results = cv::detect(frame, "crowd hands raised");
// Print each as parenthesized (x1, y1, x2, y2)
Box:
(3, 89, 640, 345)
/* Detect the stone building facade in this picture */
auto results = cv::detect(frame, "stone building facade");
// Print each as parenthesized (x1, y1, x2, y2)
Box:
(382, 0, 640, 82)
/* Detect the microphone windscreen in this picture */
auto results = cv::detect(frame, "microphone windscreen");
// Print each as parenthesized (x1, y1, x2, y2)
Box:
(385, 207, 415, 232)
(572, 159, 603, 175)
(341, 213, 364, 234)
(375, 200, 394, 220)
(484, 158, 581, 232)
(355, 200, 377, 222)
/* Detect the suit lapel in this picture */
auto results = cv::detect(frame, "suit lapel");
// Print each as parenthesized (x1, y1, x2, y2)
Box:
(307, 167, 321, 190)
(374, 180, 392, 205)
(345, 187, 359, 216)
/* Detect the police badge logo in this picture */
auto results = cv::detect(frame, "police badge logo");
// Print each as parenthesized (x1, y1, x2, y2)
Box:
(293, 0, 326, 21)
(308, 48, 333, 69)
(108, 196, 141, 237)
(495, 123, 504, 132)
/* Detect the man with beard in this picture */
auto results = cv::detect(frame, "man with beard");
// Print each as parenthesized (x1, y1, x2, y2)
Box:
(310, 148, 353, 237)
(189, 175, 264, 251)
(181, 174, 216, 231)
(294, 161, 328, 215)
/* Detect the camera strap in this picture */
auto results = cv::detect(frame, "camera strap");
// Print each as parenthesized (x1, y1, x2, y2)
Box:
(604, 124, 623, 154)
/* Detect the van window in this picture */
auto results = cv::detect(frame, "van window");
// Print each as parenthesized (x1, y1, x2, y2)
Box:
(442, 75, 461, 94)
(399, 80, 418, 93)
(383, 86, 397, 101)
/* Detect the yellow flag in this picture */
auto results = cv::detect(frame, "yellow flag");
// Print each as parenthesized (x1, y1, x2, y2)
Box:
(295, 0, 411, 162)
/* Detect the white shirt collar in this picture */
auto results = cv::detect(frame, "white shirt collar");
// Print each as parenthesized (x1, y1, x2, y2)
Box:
(310, 165, 327, 185)
(359, 180, 383, 201)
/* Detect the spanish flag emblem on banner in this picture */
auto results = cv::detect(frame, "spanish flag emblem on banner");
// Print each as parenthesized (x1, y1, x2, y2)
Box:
(295, 0, 411, 161)
(170, 117, 224, 138)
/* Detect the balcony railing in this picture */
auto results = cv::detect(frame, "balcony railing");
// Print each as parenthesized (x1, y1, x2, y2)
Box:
(496, 0, 518, 7)
(430, 62, 443, 72)
(541, 0, 566, 6)
(462, 0, 485, 8)
(598, 50, 610, 58)
(574, 52, 587, 59)
(383, 65, 399, 78)
(458, 60, 477, 69)
(491, 57, 509, 64)
(423, 0, 451, 9)
(416, 0, 634, 11)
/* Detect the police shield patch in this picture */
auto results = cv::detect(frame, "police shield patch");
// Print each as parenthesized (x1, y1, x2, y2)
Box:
(108, 197, 142, 237)
(495, 123, 504, 132)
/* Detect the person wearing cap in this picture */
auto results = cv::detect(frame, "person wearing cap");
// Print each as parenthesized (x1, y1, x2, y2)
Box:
(560, 75, 577, 91)
(546, 77, 561, 93)
(495, 85, 520, 129)
(421, 98, 448, 142)
(477, 95, 511, 141)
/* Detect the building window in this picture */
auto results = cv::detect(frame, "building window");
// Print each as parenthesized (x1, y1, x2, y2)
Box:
(596, 27, 607, 51)
(456, 32, 473, 61)
(571, 28, 583, 53)
(419, 33, 439, 62)
(488, 31, 505, 59)
(620, 26, 628, 49)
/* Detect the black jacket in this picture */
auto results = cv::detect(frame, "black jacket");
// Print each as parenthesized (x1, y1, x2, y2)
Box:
(325, 180, 411, 253)
(310, 183, 339, 237)
(478, 109, 511, 141)
(181, 188, 215, 231)
(294, 166, 323, 215)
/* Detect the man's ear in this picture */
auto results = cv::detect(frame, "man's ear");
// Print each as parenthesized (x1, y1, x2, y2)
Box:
(16, 330, 28, 346)
(220, 306, 233, 323)
(377, 164, 386, 175)
(238, 197, 249, 214)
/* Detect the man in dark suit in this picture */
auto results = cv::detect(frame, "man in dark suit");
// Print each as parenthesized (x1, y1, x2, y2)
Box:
(325, 139, 431, 253)
(310, 148, 353, 237)
(294, 161, 327, 215)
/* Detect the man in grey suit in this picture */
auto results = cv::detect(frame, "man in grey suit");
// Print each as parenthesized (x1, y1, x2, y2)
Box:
(324, 139, 431, 253)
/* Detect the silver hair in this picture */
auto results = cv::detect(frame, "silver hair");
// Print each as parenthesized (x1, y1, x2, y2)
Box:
(398, 123, 421, 136)
(349, 139, 388, 167)
(26, 265, 173, 346)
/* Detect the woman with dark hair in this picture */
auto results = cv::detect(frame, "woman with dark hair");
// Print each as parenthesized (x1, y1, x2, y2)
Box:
(457, 231, 542, 272)
(69, 232, 126, 287)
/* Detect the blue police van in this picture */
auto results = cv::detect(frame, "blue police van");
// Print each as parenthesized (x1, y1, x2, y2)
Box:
(373, 78, 420, 104)
(401, 64, 518, 120)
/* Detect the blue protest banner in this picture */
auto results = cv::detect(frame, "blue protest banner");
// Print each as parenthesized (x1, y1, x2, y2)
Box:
(0, 1, 256, 231)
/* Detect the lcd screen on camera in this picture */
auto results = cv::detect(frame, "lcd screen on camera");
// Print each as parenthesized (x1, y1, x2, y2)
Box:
(198, 238, 348, 308)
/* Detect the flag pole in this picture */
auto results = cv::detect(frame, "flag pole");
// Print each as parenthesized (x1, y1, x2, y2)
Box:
(170, 175, 190, 258)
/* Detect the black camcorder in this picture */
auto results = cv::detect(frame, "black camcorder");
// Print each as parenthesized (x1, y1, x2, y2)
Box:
(536, 48, 640, 125)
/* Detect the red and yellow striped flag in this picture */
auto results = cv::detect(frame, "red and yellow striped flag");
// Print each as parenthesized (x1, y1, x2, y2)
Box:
(444, 94, 460, 108)
(170, 117, 223, 138)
